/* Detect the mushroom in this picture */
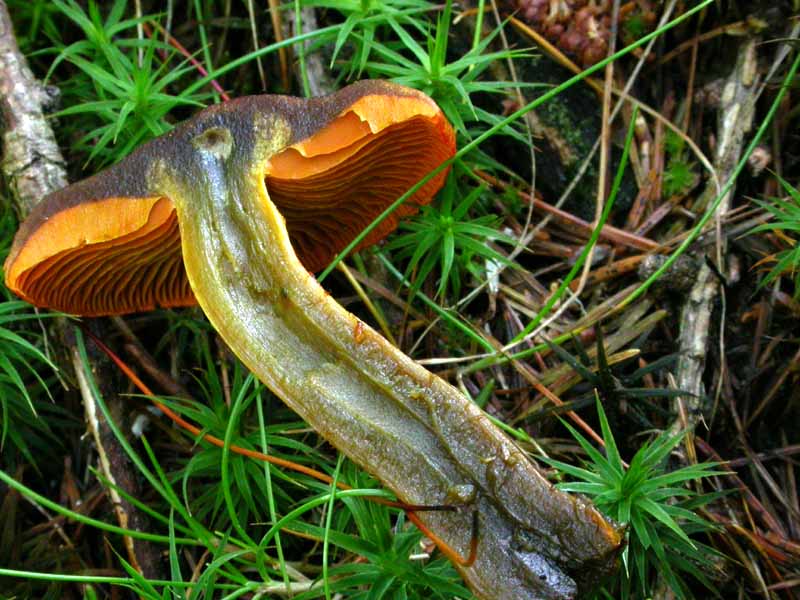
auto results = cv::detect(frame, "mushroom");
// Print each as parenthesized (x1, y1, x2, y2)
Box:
(5, 80, 622, 599)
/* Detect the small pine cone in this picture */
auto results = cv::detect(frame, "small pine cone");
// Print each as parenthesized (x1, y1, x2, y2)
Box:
(581, 38, 608, 65)
(547, 0, 573, 24)
(559, 29, 585, 55)
(513, 0, 612, 66)
(574, 6, 594, 26)
(543, 22, 565, 39)
(519, 0, 548, 22)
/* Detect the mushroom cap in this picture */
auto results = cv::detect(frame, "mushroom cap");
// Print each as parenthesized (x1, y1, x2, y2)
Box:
(4, 81, 455, 316)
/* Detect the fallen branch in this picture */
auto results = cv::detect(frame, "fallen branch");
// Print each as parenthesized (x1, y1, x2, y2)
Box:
(674, 37, 759, 427)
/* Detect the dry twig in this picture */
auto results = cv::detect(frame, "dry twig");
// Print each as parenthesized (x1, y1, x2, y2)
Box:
(674, 37, 759, 427)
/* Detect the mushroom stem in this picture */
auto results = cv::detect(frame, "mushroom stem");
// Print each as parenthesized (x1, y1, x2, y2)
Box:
(156, 122, 622, 600)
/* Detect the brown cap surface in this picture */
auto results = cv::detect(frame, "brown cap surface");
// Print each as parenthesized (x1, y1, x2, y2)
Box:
(4, 81, 455, 316)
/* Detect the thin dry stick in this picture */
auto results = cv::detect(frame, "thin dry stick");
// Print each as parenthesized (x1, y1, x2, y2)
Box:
(247, 0, 267, 89)
(134, 0, 143, 66)
(111, 316, 191, 398)
(72, 344, 145, 575)
(681, 16, 700, 135)
(658, 19, 754, 66)
(574, 0, 621, 296)
(268, 0, 290, 90)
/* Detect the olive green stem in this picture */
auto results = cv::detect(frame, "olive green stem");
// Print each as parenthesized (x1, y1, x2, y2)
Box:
(155, 122, 622, 600)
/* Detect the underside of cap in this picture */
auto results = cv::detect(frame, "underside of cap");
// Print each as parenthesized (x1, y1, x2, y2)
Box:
(266, 96, 454, 272)
(5, 197, 194, 316)
(4, 81, 455, 316)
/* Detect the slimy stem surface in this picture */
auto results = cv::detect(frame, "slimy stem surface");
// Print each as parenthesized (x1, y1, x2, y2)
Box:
(156, 120, 622, 600)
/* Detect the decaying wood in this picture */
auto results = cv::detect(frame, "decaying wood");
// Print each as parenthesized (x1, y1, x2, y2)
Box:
(0, 0, 162, 580)
(0, 2, 66, 217)
(674, 38, 759, 426)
